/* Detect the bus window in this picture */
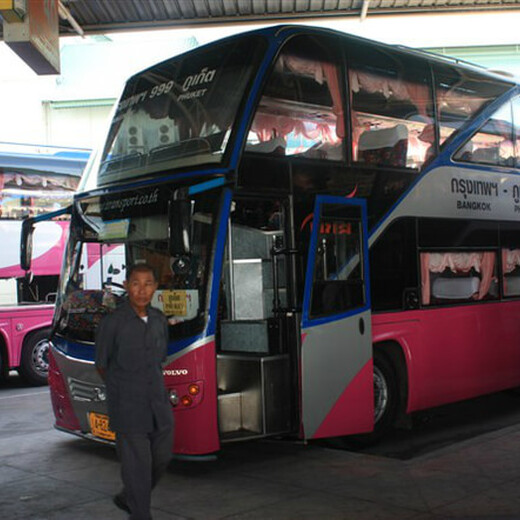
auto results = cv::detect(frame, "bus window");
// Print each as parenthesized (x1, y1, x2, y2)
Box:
(369, 218, 417, 312)
(512, 97, 520, 169)
(454, 102, 514, 167)
(98, 36, 266, 185)
(502, 249, 520, 297)
(0, 171, 78, 219)
(420, 251, 498, 306)
(499, 222, 520, 298)
(310, 205, 364, 318)
(433, 64, 512, 147)
(246, 35, 344, 161)
(348, 45, 434, 170)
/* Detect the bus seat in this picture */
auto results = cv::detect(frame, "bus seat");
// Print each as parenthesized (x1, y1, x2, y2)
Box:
(504, 276, 520, 296)
(358, 124, 408, 167)
(246, 136, 286, 155)
(472, 147, 499, 164)
(432, 276, 480, 300)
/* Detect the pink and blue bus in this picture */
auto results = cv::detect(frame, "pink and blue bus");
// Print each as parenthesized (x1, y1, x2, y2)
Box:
(25, 25, 520, 452)
(0, 144, 88, 385)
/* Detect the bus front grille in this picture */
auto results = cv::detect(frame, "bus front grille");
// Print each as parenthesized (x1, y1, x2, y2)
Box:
(68, 377, 106, 402)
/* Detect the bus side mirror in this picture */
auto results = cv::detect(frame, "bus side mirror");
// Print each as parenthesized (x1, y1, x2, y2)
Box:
(168, 200, 192, 257)
(20, 218, 35, 272)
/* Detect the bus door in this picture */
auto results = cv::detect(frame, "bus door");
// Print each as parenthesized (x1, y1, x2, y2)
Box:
(217, 197, 295, 441)
(301, 195, 373, 439)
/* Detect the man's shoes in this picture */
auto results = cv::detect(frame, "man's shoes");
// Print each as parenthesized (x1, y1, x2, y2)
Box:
(113, 493, 131, 514)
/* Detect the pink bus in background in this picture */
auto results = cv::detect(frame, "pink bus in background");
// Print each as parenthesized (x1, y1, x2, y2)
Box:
(0, 144, 89, 385)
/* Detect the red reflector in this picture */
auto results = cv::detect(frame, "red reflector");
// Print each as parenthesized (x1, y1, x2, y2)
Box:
(181, 395, 193, 407)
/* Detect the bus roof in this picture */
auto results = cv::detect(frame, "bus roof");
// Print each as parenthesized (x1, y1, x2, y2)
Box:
(167, 24, 519, 87)
(0, 150, 90, 177)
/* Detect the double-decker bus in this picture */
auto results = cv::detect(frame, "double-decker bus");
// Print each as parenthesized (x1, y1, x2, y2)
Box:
(1, 144, 88, 385)
(24, 25, 520, 453)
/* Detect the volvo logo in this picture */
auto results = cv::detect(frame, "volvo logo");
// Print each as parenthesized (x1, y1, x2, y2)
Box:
(163, 369, 189, 376)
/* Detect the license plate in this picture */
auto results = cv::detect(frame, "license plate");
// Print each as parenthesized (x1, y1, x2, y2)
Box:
(88, 412, 115, 441)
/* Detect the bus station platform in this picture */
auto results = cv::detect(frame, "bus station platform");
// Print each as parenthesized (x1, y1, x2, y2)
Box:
(2, 383, 520, 519)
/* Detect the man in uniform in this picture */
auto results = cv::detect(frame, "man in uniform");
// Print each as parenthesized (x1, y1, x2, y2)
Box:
(96, 263, 173, 520)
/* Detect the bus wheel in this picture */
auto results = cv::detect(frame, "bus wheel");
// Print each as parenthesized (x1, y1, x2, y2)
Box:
(373, 352, 399, 436)
(346, 351, 399, 447)
(0, 347, 7, 381)
(19, 329, 51, 386)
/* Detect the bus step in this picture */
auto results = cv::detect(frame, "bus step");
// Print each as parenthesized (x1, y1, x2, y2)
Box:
(218, 391, 262, 435)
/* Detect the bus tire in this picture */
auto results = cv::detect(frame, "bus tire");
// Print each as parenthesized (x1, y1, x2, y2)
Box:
(346, 350, 399, 447)
(19, 329, 51, 386)
(372, 351, 399, 438)
(0, 346, 7, 381)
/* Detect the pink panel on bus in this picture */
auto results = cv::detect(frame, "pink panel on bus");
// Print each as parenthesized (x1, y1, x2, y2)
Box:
(372, 300, 520, 414)
(163, 339, 220, 455)
(0, 305, 53, 368)
(311, 359, 373, 439)
(0, 221, 68, 278)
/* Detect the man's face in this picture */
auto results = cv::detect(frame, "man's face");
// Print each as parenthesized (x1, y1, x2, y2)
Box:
(124, 269, 158, 311)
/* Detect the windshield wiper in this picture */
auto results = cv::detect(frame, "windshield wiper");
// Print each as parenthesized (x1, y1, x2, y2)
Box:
(149, 138, 211, 164)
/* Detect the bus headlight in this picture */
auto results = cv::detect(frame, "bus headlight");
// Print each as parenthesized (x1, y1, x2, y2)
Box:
(169, 389, 179, 406)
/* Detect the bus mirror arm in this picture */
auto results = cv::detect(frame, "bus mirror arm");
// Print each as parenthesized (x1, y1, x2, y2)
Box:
(20, 217, 35, 272)
(168, 199, 192, 257)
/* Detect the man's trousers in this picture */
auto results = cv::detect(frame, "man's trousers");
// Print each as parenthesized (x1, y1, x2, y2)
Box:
(116, 422, 173, 520)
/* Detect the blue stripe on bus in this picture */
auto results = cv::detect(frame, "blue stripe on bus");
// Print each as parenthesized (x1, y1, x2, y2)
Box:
(301, 195, 371, 329)
(369, 87, 520, 240)
(77, 168, 229, 201)
(188, 177, 226, 195)
(206, 188, 233, 336)
(228, 35, 286, 169)
(53, 333, 206, 362)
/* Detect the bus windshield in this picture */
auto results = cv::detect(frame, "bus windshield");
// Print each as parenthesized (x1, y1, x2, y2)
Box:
(55, 186, 221, 343)
(97, 36, 266, 186)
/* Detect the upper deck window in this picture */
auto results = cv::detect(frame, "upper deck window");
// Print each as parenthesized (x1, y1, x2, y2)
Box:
(246, 35, 345, 162)
(433, 64, 512, 147)
(96, 36, 266, 186)
(454, 102, 514, 167)
(348, 44, 434, 170)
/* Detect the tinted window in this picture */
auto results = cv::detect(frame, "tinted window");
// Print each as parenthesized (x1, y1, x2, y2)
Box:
(421, 250, 498, 306)
(310, 204, 365, 318)
(418, 218, 498, 248)
(433, 64, 512, 147)
(500, 222, 520, 298)
(512, 97, 520, 168)
(348, 44, 434, 170)
(97, 36, 266, 186)
(454, 103, 514, 167)
(247, 35, 345, 162)
(370, 218, 417, 311)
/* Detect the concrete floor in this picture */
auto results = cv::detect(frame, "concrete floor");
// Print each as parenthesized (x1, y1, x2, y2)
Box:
(2, 381, 520, 519)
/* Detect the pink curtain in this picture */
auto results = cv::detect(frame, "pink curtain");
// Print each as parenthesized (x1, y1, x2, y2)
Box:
(350, 70, 431, 117)
(420, 252, 431, 305)
(322, 63, 344, 138)
(251, 58, 344, 145)
(251, 114, 338, 144)
(502, 249, 520, 295)
(421, 252, 496, 304)
(502, 249, 520, 273)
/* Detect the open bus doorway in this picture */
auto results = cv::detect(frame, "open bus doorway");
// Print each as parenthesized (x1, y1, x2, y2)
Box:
(216, 196, 297, 441)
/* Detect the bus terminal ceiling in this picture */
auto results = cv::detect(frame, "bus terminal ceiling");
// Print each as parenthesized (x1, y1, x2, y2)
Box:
(3, 0, 520, 40)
